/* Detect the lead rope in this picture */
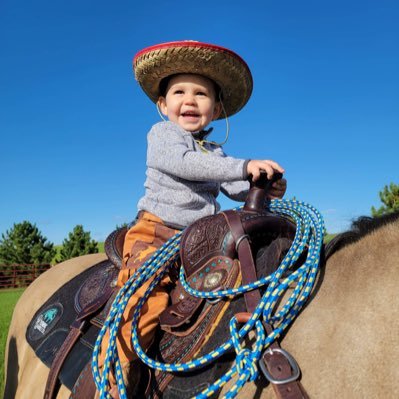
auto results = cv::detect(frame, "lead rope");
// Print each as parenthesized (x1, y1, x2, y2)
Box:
(92, 199, 324, 399)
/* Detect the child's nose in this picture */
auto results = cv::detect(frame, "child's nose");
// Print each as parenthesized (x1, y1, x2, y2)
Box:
(184, 94, 197, 105)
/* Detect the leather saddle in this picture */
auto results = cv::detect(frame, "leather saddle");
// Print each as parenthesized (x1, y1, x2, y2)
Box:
(152, 176, 298, 398)
(30, 174, 302, 399)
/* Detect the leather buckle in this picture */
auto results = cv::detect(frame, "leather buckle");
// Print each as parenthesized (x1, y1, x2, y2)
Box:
(259, 347, 300, 385)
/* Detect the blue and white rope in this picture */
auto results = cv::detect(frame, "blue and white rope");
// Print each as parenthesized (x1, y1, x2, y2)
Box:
(92, 199, 324, 399)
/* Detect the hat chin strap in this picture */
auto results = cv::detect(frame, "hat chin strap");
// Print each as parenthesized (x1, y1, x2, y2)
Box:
(196, 98, 229, 152)
(156, 101, 167, 122)
(155, 97, 230, 152)
(213, 97, 230, 146)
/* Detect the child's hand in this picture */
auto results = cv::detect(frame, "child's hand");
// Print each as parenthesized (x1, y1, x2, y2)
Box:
(247, 160, 285, 182)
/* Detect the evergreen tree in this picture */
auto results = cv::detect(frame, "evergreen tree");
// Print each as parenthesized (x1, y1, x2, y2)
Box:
(115, 222, 129, 230)
(0, 221, 55, 265)
(371, 183, 399, 217)
(59, 225, 98, 262)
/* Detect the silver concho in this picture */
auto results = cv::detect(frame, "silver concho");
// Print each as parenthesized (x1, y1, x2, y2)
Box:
(203, 270, 223, 290)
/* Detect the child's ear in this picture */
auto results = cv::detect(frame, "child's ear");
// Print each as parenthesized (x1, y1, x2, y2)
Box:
(158, 97, 168, 116)
(212, 102, 222, 120)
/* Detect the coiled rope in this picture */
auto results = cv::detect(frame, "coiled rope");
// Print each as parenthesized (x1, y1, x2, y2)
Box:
(92, 199, 324, 399)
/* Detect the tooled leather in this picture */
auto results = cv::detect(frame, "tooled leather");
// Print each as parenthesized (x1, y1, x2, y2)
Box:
(169, 279, 187, 304)
(159, 301, 222, 362)
(159, 256, 232, 329)
(159, 257, 239, 338)
(159, 295, 203, 329)
(104, 227, 127, 270)
(180, 213, 231, 275)
(90, 290, 118, 328)
(165, 209, 295, 339)
(155, 261, 242, 396)
(174, 295, 200, 315)
(74, 264, 118, 314)
(181, 212, 295, 275)
(159, 258, 239, 336)
(156, 287, 240, 394)
(189, 257, 230, 290)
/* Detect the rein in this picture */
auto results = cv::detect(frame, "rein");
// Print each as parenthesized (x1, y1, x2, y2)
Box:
(92, 199, 324, 399)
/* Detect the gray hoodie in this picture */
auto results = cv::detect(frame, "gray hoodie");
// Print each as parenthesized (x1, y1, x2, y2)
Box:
(137, 121, 250, 229)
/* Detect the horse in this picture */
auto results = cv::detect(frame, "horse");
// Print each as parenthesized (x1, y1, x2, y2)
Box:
(4, 211, 399, 399)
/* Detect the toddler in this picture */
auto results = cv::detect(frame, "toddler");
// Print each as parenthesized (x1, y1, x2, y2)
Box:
(98, 40, 287, 398)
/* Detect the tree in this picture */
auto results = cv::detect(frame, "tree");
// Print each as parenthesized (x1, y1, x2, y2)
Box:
(59, 225, 98, 262)
(0, 221, 56, 265)
(371, 183, 399, 217)
(115, 222, 129, 230)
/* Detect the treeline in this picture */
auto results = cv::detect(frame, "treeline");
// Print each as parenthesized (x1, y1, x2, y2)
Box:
(1, 183, 398, 266)
(0, 222, 99, 266)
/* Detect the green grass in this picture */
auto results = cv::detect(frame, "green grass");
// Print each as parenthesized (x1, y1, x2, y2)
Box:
(0, 288, 25, 397)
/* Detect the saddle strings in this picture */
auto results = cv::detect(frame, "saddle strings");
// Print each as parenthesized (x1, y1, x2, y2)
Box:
(92, 199, 325, 399)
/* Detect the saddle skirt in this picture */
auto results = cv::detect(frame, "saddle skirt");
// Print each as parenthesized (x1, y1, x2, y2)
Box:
(25, 228, 126, 395)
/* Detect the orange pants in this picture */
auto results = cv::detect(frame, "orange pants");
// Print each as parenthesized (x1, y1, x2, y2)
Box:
(99, 211, 179, 366)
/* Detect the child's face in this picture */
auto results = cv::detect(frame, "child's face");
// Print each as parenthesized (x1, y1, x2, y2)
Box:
(158, 74, 221, 132)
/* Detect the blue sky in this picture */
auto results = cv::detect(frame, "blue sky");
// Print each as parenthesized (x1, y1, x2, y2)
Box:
(1, 1, 398, 244)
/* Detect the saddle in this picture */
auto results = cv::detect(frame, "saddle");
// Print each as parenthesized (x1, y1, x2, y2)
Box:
(28, 174, 306, 399)
(153, 176, 305, 399)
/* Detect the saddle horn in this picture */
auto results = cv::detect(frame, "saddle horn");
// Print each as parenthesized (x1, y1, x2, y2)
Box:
(244, 171, 283, 213)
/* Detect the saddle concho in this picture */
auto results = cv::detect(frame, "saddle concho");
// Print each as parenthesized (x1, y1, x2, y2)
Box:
(159, 255, 239, 334)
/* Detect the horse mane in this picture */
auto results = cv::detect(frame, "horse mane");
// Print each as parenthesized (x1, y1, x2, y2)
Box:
(325, 210, 399, 259)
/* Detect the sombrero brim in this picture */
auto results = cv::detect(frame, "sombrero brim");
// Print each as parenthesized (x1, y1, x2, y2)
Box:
(133, 41, 253, 119)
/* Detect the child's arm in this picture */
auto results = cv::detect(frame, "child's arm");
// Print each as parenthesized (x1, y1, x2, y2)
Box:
(219, 156, 286, 201)
(147, 122, 247, 182)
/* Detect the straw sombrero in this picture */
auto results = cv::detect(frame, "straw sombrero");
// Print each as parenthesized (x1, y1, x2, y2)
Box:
(133, 40, 253, 118)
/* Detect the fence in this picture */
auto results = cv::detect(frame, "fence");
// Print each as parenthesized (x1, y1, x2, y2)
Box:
(0, 264, 51, 289)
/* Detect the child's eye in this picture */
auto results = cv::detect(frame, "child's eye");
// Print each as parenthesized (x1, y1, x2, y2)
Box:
(197, 91, 207, 96)
(174, 90, 184, 94)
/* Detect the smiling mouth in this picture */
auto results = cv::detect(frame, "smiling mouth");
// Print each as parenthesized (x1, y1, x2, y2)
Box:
(181, 112, 200, 118)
